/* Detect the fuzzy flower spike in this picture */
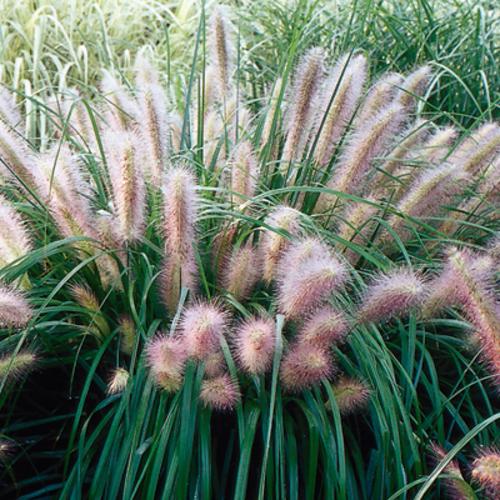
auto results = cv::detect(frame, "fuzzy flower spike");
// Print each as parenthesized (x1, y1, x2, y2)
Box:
(356, 268, 426, 324)
(179, 302, 228, 361)
(277, 237, 347, 320)
(162, 166, 198, 314)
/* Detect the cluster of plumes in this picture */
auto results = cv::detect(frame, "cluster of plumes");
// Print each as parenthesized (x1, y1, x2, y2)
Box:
(422, 247, 500, 390)
(146, 206, 432, 407)
(430, 444, 500, 500)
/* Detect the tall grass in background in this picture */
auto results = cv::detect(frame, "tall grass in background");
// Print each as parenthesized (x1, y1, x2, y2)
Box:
(0, 1, 499, 499)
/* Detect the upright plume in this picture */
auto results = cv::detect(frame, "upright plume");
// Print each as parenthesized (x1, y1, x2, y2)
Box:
(104, 129, 146, 244)
(162, 166, 198, 314)
(208, 5, 236, 103)
(313, 53, 367, 166)
(134, 54, 170, 186)
(282, 48, 325, 166)
(316, 103, 405, 213)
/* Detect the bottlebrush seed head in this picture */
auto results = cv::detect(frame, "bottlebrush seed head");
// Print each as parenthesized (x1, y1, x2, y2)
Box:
(222, 242, 261, 302)
(260, 205, 302, 283)
(230, 140, 258, 204)
(0, 438, 15, 462)
(355, 72, 403, 125)
(104, 129, 146, 243)
(179, 302, 228, 360)
(280, 343, 333, 392)
(282, 47, 325, 164)
(234, 316, 275, 374)
(100, 70, 138, 130)
(471, 448, 500, 494)
(0, 349, 37, 380)
(277, 238, 347, 320)
(0, 284, 32, 328)
(146, 335, 187, 393)
(107, 367, 129, 395)
(208, 5, 236, 101)
(331, 377, 371, 415)
(396, 65, 432, 110)
(35, 144, 97, 240)
(317, 103, 405, 213)
(313, 53, 367, 166)
(388, 163, 469, 243)
(200, 373, 240, 411)
(297, 306, 349, 348)
(261, 77, 284, 149)
(119, 315, 136, 355)
(162, 166, 198, 314)
(420, 126, 458, 165)
(357, 268, 426, 323)
(0, 195, 32, 268)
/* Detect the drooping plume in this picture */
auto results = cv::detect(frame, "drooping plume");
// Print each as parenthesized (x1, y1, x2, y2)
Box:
(234, 316, 275, 374)
(70, 283, 110, 339)
(208, 5, 236, 102)
(134, 54, 170, 186)
(0, 284, 32, 328)
(331, 377, 371, 415)
(260, 205, 301, 283)
(119, 315, 136, 355)
(146, 334, 187, 393)
(179, 302, 227, 361)
(230, 140, 259, 205)
(162, 166, 198, 314)
(313, 53, 367, 166)
(277, 238, 347, 319)
(316, 103, 405, 213)
(282, 48, 325, 165)
(0, 195, 32, 268)
(297, 306, 348, 348)
(356, 268, 426, 323)
(280, 343, 333, 392)
(104, 129, 146, 243)
(0, 349, 37, 380)
(222, 242, 261, 302)
(107, 367, 130, 395)
(200, 373, 240, 411)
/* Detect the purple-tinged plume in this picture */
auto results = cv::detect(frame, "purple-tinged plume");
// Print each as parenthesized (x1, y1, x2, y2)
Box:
(313, 53, 367, 166)
(297, 306, 348, 349)
(277, 238, 347, 320)
(161, 166, 198, 314)
(282, 48, 325, 166)
(280, 343, 334, 392)
(200, 373, 240, 411)
(234, 316, 275, 374)
(331, 377, 371, 415)
(179, 302, 228, 361)
(356, 268, 426, 323)
(104, 129, 146, 243)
